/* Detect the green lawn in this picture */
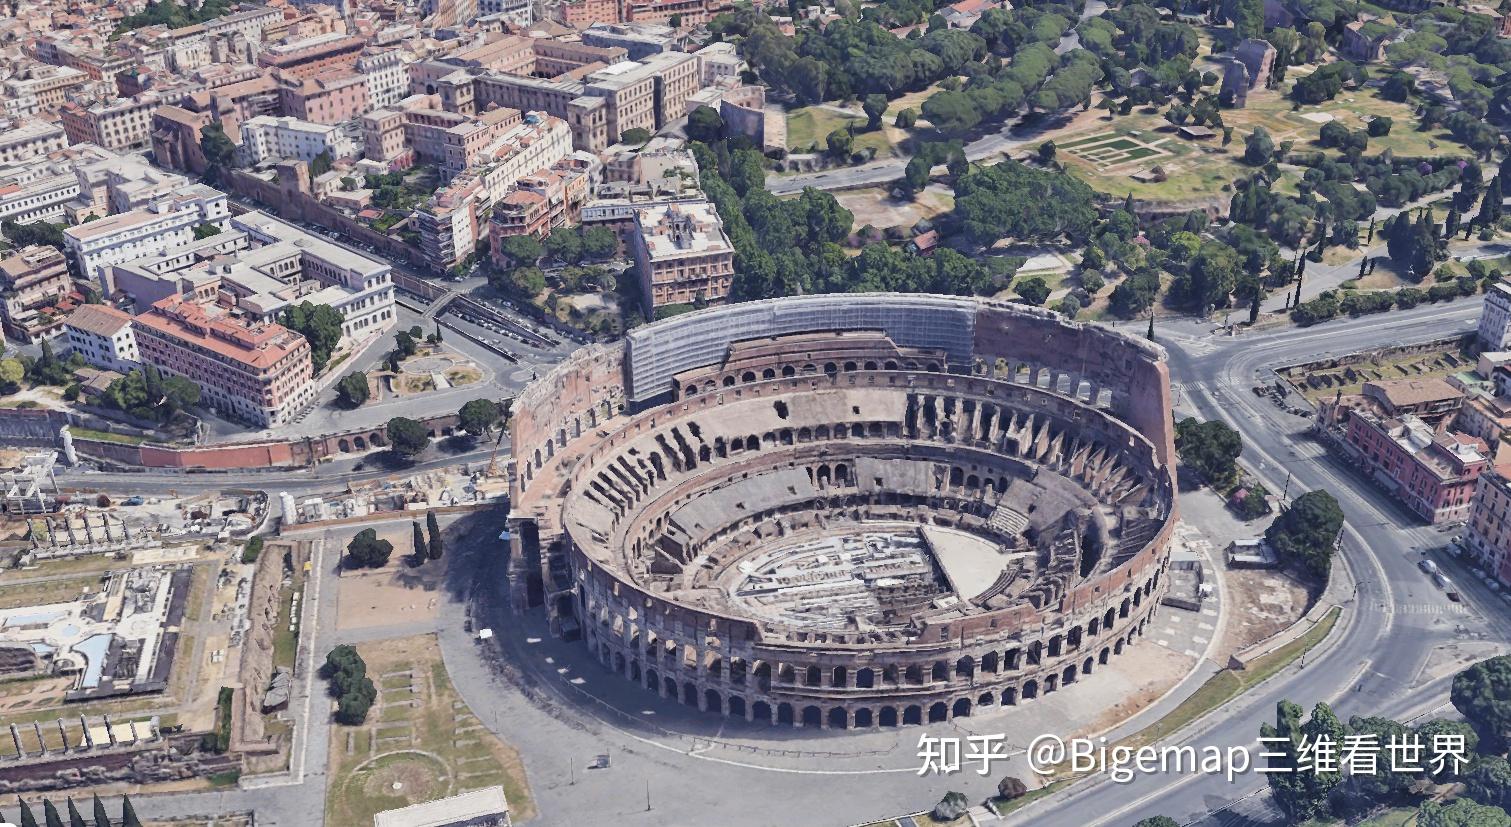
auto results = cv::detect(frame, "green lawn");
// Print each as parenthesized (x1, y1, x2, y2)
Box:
(69, 427, 147, 445)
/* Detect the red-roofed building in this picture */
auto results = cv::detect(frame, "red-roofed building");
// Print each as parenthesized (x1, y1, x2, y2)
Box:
(132, 295, 315, 427)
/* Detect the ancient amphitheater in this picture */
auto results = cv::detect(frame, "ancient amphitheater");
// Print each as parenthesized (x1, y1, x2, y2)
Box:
(506, 294, 1177, 729)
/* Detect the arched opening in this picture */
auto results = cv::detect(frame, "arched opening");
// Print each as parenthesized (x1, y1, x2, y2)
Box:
(880, 707, 899, 727)
(1048, 635, 1063, 658)
(705, 688, 722, 713)
(832, 666, 847, 688)
(931, 661, 947, 682)
(755, 661, 772, 691)
(777, 703, 794, 725)
(827, 707, 848, 729)
(338, 438, 351, 453)
(741, 371, 756, 382)
(1062, 665, 1077, 685)
(856, 667, 875, 688)
(1114, 638, 1125, 655)
(664, 676, 677, 698)
(981, 651, 999, 673)
(928, 702, 948, 723)
(630, 661, 641, 682)
(353, 435, 367, 451)
(682, 683, 697, 707)
(1022, 679, 1039, 700)
(905, 664, 924, 685)
(1083, 656, 1095, 675)
(977, 692, 994, 707)
(854, 707, 873, 728)
(903, 705, 922, 725)
(752, 700, 770, 722)
(1001, 687, 1017, 706)
(1099, 647, 1110, 665)
(802, 705, 822, 727)
(955, 656, 975, 679)
(1045, 674, 1059, 693)
(728, 696, 746, 718)
(806, 665, 822, 687)
(952, 698, 972, 718)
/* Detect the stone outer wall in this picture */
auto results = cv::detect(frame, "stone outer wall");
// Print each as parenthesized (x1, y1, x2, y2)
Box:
(509, 295, 1178, 727)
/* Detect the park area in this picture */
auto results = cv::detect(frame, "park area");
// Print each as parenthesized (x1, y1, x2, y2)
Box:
(323, 634, 534, 826)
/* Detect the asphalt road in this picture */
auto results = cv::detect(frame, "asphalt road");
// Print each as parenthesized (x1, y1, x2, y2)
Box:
(1011, 300, 1504, 826)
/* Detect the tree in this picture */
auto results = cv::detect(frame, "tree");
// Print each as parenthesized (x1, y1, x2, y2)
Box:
(412, 520, 426, 563)
(1243, 127, 1274, 166)
(686, 106, 725, 144)
(1, 219, 66, 251)
(66, 799, 85, 827)
(309, 150, 333, 178)
(1175, 418, 1243, 484)
(863, 94, 888, 131)
(997, 776, 1028, 801)
(19, 799, 38, 827)
(581, 226, 618, 260)
(394, 331, 418, 360)
(426, 510, 443, 561)
(1132, 819, 1179, 827)
(122, 796, 143, 827)
(668, 12, 681, 26)
(1477, 176, 1503, 230)
(199, 123, 237, 185)
(386, 417, 430, 458)
(458, 398, 501, 435)
(1417, 799, 1511, 827)
(335, 372, 369, 409)
(1037, 141, 1056, 163)
(508, 266, 546, 296)
(1467, 756, 1511, 810)
(1265, 489, 1344, 580)
(192, 222, 221, 240)
(545, 229, 584, 264)
(346, 528, 393, 569)
(1367, 116, 1393, 137)
(322, 644, 377, 725)
(1014, 276, 1050, 305)
(496, 234, 543, 266)
(92, 795, 109, 827)
(826, 128, 854, 158)
(895, 108, 917, 128)
(619, 127, 652, 145)
(1453, 655, 1511, 751)
(283, 301, 344, 373)
(1416, 719, 1478, 782)
(1261, 701, 1344, 823)
(43, 800, 62, 827)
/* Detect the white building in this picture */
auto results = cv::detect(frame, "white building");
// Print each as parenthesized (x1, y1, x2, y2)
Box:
(239, 116, 356, 165)
(0, 119, 68, 165)
(63, 304, 140, 372)
(229, 212, 397, 346)
(1480, 281, 1511, 351)
(469, 113, 573, 210)
(694, 42, 746, 87)
(357, 50, 409, 110)
(63, 184, 229, 289)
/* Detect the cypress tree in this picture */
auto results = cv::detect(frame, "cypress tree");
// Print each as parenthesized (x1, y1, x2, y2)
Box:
(1477, 175, 1503, 229)
(1146, 313, 1155, 341)
(426, 511, 443, 560)
(121, 796, 143, 827)
(412, 520, 426, 562)
(92, 795, 110, 827)
(43, 800, 63, 827)
(19, 799, 39, 827)
(65, 798, 86, 827)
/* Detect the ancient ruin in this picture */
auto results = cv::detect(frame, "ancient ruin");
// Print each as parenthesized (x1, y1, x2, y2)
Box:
(507, 294, 1178, 728)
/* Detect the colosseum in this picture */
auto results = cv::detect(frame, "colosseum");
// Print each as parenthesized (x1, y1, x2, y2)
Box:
(505, 294, 1177, 729)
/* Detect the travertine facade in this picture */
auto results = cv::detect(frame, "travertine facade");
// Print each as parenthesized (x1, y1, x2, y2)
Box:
(508, 295, 1177, 728)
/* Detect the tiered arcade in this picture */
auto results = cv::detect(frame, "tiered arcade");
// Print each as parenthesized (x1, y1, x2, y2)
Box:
(507, 295, 1178, 728)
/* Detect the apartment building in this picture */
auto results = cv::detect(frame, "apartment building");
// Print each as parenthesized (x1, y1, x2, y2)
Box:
(183, 75, 282, 125)
(476, 0, 535, 25)
(1465, 472, 1511, 585)
(361, 108, 414, 168)
(623, 0, 730, 26)
(488, 164, 590, 245)
(240, 115, 356, 164)
(581, 23, 678, 60)
(0, 245, 75, 343)
(695, 42, 747, 87)
(1343, 409, 1488, 524)
(150, 105, 215, 175)
(357, 49, 409, 110)
(132, 294, 315, 427)
(631, 200, 733, 311)
(202, 6, 284, 43)
(1480, 281, 1511, 351)
(0, 119, 68, 164)
(63, 184, 229, 288)
(460, 113, 572, 205)
(415, 181, 481, 272)
(2, 66, 90, 112)
(63, 303, 139, 372)
(279, 70, 370, 124)
(59, 94, 161, 153)
(257, 33, 367, 80)
(550, 0, 623, 28)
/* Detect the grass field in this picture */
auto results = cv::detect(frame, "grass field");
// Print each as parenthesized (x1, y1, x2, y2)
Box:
(325, 635, 534, 827)
(0, 574, 102, 610)
(786, 106, 900, 158)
